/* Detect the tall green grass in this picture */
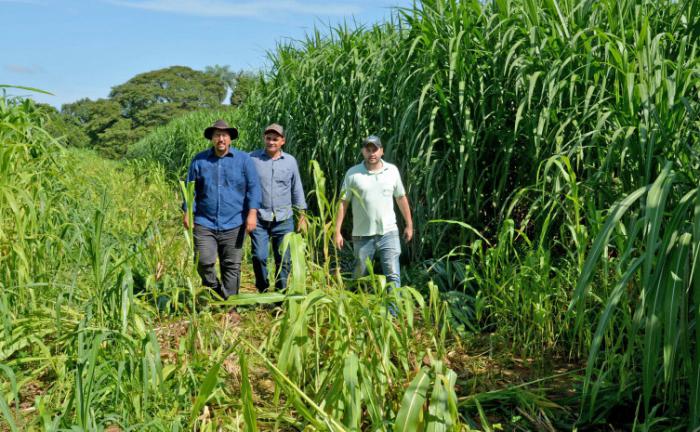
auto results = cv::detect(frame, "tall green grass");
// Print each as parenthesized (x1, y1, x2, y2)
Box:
(1, 93, 466, 429)
(127, 107, 244, 177)
(122, 0, 700, 425)
(236, 0, 699, 262)
(8, 0, 698, 427)
(232, 0, 700, 426)
(0, 94, 207, 429)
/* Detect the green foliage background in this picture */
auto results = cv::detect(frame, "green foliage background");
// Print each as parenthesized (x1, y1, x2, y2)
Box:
(53, 66, 228, 158)
(128, 0, 700, 427)
(0, 93, 456, 430)
(127, 107, 242, 175)
(236, 0, 700, 260)
(4, 0, 700, 428)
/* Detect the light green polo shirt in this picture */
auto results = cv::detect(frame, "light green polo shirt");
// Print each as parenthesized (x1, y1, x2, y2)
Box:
(340, 160, 406, 236)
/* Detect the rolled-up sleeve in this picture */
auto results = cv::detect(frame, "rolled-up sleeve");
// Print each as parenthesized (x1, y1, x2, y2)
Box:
(182, 160, 198, 213)
(291, 161, 307, 210)
(244, 155, 261, 210)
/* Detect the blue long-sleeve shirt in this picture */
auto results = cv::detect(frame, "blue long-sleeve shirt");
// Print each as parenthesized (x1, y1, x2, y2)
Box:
(183, 148, 261, 230)
(249, 149, 306, 222)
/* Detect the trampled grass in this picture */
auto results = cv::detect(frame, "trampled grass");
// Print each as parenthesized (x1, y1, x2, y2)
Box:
(231, 0, 700, 427)
(5, 0, 700, 429)
(1, 94, 472, 431)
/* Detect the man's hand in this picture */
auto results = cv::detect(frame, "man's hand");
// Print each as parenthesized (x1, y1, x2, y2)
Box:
(334, 200, 349, 249)
(396, 195, 413, 243)
(334, 231, 344, 249)
(403, 225, 414, 242)
(245, 211, 257, 234)
(183, 213, 190, 230)
(297, 213, 308, 233)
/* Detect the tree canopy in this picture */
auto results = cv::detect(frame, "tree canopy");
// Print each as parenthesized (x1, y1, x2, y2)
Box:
(35, 103, 90, 149)
(59, 66, 227, 158)
(229, 71, 257, 107)
(110, 66, 225, 124)
(204, 65, 258, 107)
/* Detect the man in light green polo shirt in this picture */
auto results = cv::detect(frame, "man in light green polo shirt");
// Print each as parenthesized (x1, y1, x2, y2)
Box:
(334, 135, 413, 288)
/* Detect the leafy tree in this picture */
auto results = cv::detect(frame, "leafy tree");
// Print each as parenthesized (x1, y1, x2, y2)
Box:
(60, 98, 126, 155)
(61, 98, 97, 126)
(62, 98, 122, 143)
(84, 100, 123, 142)
(230, 71, 258, 107)
(59, 66, 229, 158)
(130, 101, 186, 130)
(205, 64, 237, 96)
(36, 103, 90, 148)
(205, 65, 258, 107)
(110, 66, 225, 126)
(98, 117, 136, 159)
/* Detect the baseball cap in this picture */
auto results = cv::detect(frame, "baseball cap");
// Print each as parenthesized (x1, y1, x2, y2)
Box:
(264, 123, 285, 137)
(362, 135, 382, 148)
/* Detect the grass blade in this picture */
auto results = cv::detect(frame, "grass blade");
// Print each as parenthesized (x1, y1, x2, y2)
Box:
(394, 367, 430, 432)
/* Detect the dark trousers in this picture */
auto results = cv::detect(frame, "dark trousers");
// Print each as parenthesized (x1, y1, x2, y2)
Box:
(250, 217, 294, 292)
(193, 224, 245, 299)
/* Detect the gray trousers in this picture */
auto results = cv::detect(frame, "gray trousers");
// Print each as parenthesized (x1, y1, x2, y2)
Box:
(193, 224, 245, 299)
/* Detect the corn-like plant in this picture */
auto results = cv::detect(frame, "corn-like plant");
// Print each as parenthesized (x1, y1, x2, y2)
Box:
(5, 0, 700, 428)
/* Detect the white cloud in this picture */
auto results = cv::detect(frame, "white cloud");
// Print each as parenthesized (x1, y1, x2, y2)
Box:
(105, 0, 363, 17)
(4, 64, 45, 74)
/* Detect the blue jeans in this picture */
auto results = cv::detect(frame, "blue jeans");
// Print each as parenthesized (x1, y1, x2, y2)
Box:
(250, 217, 294, 291)
(352, 230, 401, 288)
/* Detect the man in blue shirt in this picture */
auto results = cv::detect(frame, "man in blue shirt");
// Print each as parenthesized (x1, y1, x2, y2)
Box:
(249, 123, 307, 292)
(183, 119, 261, 322)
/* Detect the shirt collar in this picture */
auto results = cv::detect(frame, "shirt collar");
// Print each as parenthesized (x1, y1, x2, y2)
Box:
(362, 159, 387, 174)
(208, 148, 235, 158)
(259, 149, 285, 161)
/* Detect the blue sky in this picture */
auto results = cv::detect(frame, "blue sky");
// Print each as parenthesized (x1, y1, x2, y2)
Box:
(1, 0, 414, 107)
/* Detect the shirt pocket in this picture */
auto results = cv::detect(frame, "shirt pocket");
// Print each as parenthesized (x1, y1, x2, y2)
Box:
(224, 169, 244, 189)
(194, 174, 206, 198)
(197, 170, 216, 199)
(274, 167, 292, 187)
(382, 185, 393, 197)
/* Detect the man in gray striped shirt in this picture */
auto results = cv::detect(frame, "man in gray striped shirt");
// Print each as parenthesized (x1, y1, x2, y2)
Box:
(249, 123, 307, 292)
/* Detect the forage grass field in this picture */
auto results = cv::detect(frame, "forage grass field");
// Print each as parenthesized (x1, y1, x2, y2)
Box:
(4, 0, 700, 429)
(2, 94, 536, 431)
(231, 0, 700, 428)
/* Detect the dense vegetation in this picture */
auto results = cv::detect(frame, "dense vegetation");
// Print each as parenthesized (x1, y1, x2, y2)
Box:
(1, 95, 461, 430)
(204, 65, 260, 107)
(133, 0, 700, 428)
(239, 0, 700, 260)
(127, 108, 241, 175)
(44, 66, 257, 158)
(3, 0, 700, 429)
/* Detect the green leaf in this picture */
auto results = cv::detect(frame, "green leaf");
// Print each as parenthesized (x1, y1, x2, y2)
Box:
(342, 352, 361, 430)
(191, 344, 238, 423)
(0, 84, 53, 95)
(239, 350, 257, 432)
(0, 364, 19, 432)
(394, 368, 430, 432)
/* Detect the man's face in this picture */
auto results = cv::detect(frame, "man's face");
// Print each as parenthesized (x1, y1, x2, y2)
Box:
(264, 132, 285, 155)
(361, 144, 383, 164)
(211, 130, 231, 155)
